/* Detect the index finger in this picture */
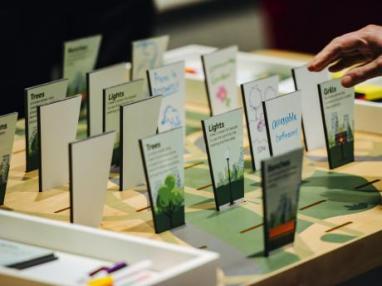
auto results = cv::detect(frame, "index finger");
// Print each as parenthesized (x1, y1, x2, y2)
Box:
(308, 32, 362, 71)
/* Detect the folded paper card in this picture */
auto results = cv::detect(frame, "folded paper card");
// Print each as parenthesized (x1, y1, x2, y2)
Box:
(292, 66, 329, 151)
(120, 96, 162, 190)
(69, 131, 115, 227)
(38, 96, 81, 192)
(87, 63, 130, 136)
(24, 79, 68, 171)
(241, 75, 279, 170)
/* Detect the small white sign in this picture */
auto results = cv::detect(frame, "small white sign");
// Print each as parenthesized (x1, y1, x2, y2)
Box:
(292, 65, 329, 151)
(120, 96, 162, 190)
(147, 61, 185, 133)
(38, 96, 81, 192)
(69, 131, 115, 227)
(241, 75, 279, 170)
(202, 46, 238, 115)
(263, 91, 302, 156)
(132, 35, 169, 83)
(87, 62, 130, 136)
(24, 79, 68, 171)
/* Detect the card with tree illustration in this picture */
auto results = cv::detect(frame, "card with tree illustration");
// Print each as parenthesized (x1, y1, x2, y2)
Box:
(202, 46, 238, 116)
(318, 78, 354, 169)
(202, 108, 244, 210)
(139, 127, 184, 233)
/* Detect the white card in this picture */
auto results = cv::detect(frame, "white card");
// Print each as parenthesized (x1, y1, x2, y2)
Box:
(24, 79, 68, 171)
(263, 91, 302, 156)
(241, 75, 279, 170)
(120, 96, 162, 190)
(87, 63, 131, 136)
(202, 46, 238, 115)
(69, 131, 115, 227)
(147, 61, 185, 133)
(292, 66, 329, 151)
(0, 112, 18, 205)
(38, 96, 81, 192)
(63, 35, 102, 97)
(131, 35, 169, 81)
(103, 80, 146, 166)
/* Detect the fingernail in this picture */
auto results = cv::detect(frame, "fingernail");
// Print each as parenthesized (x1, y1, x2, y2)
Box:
(342, 75, 352, 87)
(307, 63, 315, 71)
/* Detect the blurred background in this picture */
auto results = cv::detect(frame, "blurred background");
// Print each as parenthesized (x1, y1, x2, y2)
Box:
(2, 0, 382, 116)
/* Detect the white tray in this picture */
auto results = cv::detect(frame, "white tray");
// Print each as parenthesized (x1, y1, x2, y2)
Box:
(0, 210, 219, 286)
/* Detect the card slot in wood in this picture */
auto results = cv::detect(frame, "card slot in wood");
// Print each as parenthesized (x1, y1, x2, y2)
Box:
(299, 199, 327, 211)
(240, 223, 264, 234)
(184, 161, 204, 170)
(325, 221, 353, 233)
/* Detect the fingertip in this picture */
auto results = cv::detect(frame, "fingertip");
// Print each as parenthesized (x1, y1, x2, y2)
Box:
(341, 75, 353, 87)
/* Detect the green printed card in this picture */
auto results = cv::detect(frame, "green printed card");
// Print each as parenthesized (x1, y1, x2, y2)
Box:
(64, 35, 102, 97)
(318, 78, 355, 169)
(139, 127, 185, 233)
(103, 80, 146, 166)
(64, 34, 102, 135)
(0, 112, 18, 205)
(24, 79, 68, 171)
(261, 148, 303, 256)
(202, 108, 244, 210)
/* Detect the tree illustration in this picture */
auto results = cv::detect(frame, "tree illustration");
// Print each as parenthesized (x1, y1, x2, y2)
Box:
(156, 175, 184, 227)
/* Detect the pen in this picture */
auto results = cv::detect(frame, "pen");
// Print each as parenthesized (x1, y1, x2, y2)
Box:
(87, 260, 152, 286)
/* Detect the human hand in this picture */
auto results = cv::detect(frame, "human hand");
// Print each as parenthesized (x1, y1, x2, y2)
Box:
(308, 24, 382, 87)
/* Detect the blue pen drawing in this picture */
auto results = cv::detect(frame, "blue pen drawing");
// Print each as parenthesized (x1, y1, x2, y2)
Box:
(134, 40, 160, 78)
(161, 105, 182, 128)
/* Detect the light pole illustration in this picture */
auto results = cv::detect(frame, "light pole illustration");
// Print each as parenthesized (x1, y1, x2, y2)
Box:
(225, 148, 234, 205)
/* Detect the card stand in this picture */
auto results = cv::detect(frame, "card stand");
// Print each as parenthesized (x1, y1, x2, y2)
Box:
(38, 96, 81, 192)
(0, 210, 219, 286)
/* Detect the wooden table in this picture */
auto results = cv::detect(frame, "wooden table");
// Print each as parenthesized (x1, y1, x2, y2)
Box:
(4, 50, 382, 285)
